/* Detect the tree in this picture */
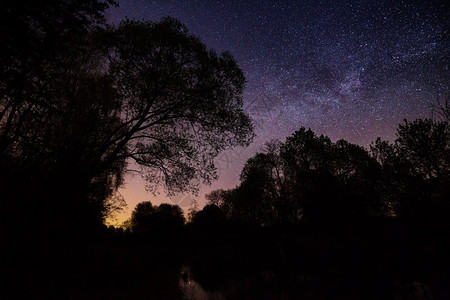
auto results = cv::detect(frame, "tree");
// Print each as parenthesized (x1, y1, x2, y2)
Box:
(205, 188, 237, 221)
(330, 139, 383, 217)
(206, 143, 289, 227)
(130, 201, 155, 234)
(100, 18, 253, 194)
(238, 144, 288, 226)
(130, 201, 185, 241)
(396, 119, 449, 184)
(432, 94, 450, 122)
(0, 1, 122, 235)
(151, 203, 186, 238)
(186, 199, 200, 223)
(281, 128, 382, 223)
(190, 204, 226, 232)
(0, 0, 116, 154)
(0, 7, 253, 234)
(372, 116, 450, 219)
(280, 128, 334, 223)
(210, 128, 385, 228)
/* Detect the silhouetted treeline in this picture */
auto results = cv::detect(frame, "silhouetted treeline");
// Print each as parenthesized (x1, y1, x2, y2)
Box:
(106, 101, 450, 243)
(203, 106, 450, 230)
(1, 1, 449, 297)
(113, 104, 450, 240)
(100, 186, 450, 299)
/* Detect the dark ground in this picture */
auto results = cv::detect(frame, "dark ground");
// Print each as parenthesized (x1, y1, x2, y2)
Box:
(2, 219, 450, 299)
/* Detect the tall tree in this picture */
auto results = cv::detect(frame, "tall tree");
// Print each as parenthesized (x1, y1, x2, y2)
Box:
(0, 0, 116, 154)
(0, 5, 253, 235)
(130, 201, 185, 241)
(371, 108, 450, 219)
(281, 128, 382, 222)
(209, 128, 384, 227)
(130, 201, 155, 234)
(96, 18, 254, 195)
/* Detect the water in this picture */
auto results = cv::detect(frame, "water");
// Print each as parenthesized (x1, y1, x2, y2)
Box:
(180, 265, 226, 300)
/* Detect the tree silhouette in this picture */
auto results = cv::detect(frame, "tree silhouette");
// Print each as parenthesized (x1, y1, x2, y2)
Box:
(205, 188, 236, 221)
(1, 0, 120, 235)
(131, 201, 156, 235)
(190, 204, 226, 233)
(130, 201, 185, 242)
(0, 4, 253, 235)
(207, 127, 386, 227)
(98, 18, 254, 195)
(238, 145, 287, 226)
(151, 203, 185, 239)
(372, 114, 450, 220)
(0, 0, 116, 154)
(281, 129, 382, 223)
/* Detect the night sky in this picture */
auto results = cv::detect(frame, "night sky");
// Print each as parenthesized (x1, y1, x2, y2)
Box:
(105, 0, 449, 223)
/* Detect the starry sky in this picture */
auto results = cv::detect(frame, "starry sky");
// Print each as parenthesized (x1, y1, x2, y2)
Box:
(105, 0, 449, 223)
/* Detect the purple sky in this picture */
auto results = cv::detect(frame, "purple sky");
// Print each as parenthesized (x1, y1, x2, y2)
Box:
(105, 0, 449, 224)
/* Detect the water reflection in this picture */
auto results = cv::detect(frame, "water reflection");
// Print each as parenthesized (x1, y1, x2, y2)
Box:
(180, 265, 226, 300)
(179, 263, 305, 300)
(178, 262, 434, 300)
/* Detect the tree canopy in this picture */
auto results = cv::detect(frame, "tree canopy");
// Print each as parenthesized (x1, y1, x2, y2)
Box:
(0, 1, 253, 236)
(130, 201, 185, 241)
(205, 109, 449, 228)
(371, 111, 450, 219)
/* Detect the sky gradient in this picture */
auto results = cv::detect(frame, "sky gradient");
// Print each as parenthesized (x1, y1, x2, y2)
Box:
(105, 0, 449, 224)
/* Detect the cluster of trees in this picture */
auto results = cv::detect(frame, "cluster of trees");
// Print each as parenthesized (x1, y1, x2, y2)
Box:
(0, 1, 253, 236)
(205, 103, 450, 228)
(125, 102, 449, 240)
(109, 200, 226, 244)
(127, 201, 185, 241)
(2, 0, 447, 239)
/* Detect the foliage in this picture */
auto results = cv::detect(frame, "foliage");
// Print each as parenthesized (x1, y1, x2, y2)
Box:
(206, 128, 382, 227)
(371, 113, 450, 218)
(130, 201, 185, 239)
(0, 0, 120, 235)
(0, 2, 253, 234)
(102, 18, 254, 194)
(130, 201, 156, 234)
(205, 115, 449, 227)
(190, 204, 226, 231)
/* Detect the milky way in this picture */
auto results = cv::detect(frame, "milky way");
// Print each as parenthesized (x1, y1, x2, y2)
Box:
(105, 0, 449, 219)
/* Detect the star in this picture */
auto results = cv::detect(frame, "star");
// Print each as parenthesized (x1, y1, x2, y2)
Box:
(106, 0, 449, 223)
